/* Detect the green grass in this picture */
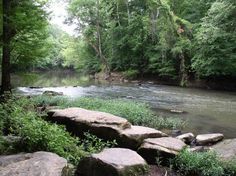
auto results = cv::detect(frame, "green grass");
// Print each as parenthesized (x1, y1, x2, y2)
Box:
(173, 150, 236, 176)
(31, 95, 186, 130)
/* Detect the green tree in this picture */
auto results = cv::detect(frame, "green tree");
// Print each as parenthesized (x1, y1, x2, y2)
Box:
(1, 0, 49, 94)
(192, 0, 236, 78)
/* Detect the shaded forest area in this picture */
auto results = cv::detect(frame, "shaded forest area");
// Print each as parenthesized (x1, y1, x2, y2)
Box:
(1, 0, 236, 94)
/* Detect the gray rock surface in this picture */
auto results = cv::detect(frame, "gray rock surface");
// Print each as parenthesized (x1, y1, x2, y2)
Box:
(138, 137, 187, 163)
(176, 133, 195, 144)
(77, 148, 149, 176)
(48, 108, 131, 141)
(119, 126, 168, 149)
(212, 138, 236, 161)
(196, 133, 224, 145)
(0, 152, 67, 176)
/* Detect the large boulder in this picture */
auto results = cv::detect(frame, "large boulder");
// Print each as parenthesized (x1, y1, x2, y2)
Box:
(196, 133, 224, 145)
(212, 138, 236, 161)
(0, 152, 67, 176)
(119, 126, 168, 149)
(138, 137, 187, 163)
(77, 148, 149, 176)
(48, 108, 131, 141)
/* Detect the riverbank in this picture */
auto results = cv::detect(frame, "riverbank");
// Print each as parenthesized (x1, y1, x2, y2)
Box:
(94, 71, 236, 91)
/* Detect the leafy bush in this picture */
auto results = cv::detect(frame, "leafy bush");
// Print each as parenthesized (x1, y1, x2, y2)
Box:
(82, 132, 117, 154)
(173, 149, 236, 176)
(0, 97, 116, 165)
(122, 69, 139, 80)
(32, 96, 185, 130)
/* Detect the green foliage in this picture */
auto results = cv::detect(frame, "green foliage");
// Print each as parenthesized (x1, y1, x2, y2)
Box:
(82, 132, 117, 154)
(31, 95, 186, 130)
(123, 69, 139, 80)
(173, 150, 236, 176)
(0, 97, 116, 165)
(192, 0, 236, 77)
(8, 0, 51, 70)
(2, 0, 235, 86)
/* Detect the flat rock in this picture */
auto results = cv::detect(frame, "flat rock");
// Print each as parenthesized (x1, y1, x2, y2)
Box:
(77, 148, 148, 176)
(212, 139, 236, 161)
(176, 133, 195, 144)
(48, 108, 131, 140)
(196, 133, 224, 145)
(119, 126, 168, 149)
(138, 137, 187, 163)
(0, 152, 67, 176)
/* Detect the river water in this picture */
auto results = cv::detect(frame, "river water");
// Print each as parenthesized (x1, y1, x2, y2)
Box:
(12, 71, 236, 138)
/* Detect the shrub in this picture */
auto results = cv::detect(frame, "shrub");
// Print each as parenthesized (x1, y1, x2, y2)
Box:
(173, 149, 236, 176)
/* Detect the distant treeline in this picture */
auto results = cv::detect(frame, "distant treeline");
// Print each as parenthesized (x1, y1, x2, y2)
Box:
(0, 0, 235, 88)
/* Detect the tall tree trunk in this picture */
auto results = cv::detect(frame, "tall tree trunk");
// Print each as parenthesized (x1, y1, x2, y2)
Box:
(1, 0, 12, 95)
(116, 1, 121, 26)
(179, 53, 188, 87)
(126, 0, 130, 24)
(96, 0, 110, 76)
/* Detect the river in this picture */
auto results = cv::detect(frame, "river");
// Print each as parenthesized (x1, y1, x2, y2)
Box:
(11, 71, 236, 138)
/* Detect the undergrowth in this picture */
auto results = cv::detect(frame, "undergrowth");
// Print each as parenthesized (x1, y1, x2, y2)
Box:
(0, 97, 116, 165)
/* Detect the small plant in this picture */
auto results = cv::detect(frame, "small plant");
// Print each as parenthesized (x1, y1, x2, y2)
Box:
(81, 132, 117, 154)
(122, 69, 139, 80)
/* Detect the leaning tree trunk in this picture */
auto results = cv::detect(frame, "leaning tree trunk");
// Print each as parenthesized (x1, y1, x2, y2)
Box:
(1, 0, 12, 95)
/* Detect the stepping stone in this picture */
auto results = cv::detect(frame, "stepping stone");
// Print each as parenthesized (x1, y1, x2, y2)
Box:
(0, 152, 67, 176)
(77, 148, 149, 176)
(48, 108, 131, 140)
(196, 133, 224, 145)
(119, 126, 168, 149)
(176, 133, 195, 144)
(212, 138, 236, 161)
(138, 137, 187, 163)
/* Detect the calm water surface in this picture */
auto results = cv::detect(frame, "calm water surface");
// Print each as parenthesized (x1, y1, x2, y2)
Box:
(12, 71, 236, 138)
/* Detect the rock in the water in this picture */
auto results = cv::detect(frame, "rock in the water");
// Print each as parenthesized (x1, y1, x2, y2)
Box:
(0, 152, 67, 176)
(212, 139, 236, 161)
(170, 109, 184, 114)
(43, 91, 63, 96)
(138, 137, 187, 163)
(77, 148, 148, 176)
(119, 126, 168, 149)
(48, 108, 131, 141)
(176, 133, 195, 144)
(196, 133, 224, 145)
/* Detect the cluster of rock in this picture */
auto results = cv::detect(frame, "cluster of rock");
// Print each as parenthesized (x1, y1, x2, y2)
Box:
(0, 107, 235, 176)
